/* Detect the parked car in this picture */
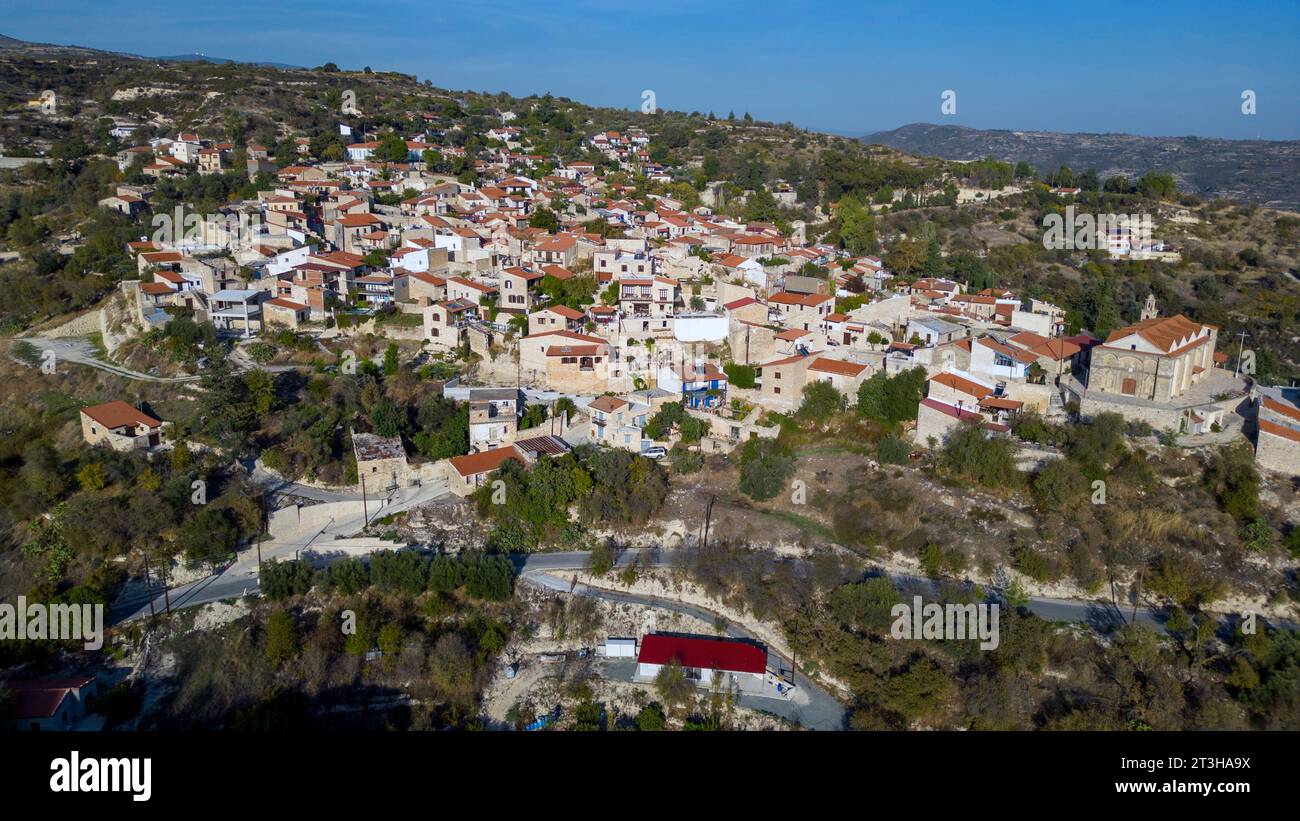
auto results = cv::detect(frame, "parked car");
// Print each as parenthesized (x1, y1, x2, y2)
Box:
(641, 445, 667, 460)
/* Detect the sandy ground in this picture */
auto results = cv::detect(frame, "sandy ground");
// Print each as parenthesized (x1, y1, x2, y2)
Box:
(191, 599, 250, 631)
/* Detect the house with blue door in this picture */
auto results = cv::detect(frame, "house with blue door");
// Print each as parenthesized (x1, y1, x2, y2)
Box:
(658, 361, 728, 410)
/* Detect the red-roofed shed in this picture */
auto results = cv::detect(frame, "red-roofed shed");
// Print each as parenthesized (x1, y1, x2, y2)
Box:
(635, 634, 768, 689)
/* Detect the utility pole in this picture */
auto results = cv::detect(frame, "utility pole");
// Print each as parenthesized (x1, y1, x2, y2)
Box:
(1233, 330, 1249, 378)
(360, 473, 368, 526)
(162, 560, 171, 615)
(700, 494, 716, 551)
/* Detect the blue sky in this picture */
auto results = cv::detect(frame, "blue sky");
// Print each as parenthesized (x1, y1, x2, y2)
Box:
(6, 0, 1299, 139)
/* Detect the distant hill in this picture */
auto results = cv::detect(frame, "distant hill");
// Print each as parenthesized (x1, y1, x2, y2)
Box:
(0, 35, 301, 70)
(153, 54, 302, 69)
(0, 32, 146, 61)
(863, 123, 1300, 210)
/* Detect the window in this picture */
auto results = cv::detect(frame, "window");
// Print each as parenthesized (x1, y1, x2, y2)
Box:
(774, 387, 781, 395)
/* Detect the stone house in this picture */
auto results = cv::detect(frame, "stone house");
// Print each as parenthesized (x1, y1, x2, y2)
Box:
(80, 401, 165, 451)
(351, 432, 409, 491)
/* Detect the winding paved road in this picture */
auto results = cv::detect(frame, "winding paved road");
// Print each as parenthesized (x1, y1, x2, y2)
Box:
(110, 471, 454, 622)
(110, 542, 1188, 632)
(22, 337, 201, 383)
(22, 335, 304, 383)
(517, 549, 1169, 632)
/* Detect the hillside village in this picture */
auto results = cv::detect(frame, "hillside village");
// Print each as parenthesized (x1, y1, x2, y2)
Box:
(2, 49, 1299, 736)
(85, 117, 1300, 484)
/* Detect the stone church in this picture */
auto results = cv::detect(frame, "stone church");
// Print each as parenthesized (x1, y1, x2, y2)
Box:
(1089, 310, 1218, 403)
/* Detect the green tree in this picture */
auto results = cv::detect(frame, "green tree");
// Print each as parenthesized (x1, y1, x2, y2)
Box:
(76, 462, 107, 491)
(876, 436, 910, 464)
(375, 134, 409, 163)
(738, 438, 795, 501)
(835, 196, 877, 255)
(857, 367, 927, 426)
(264, 610, 299, 667)
(528, 206, 559, 232)
(261, 559, 314, 600)
(940, 424, 1020, 487)
(723, 362, 756, 389)
(377, 623, 404, 659)
(882, 658, 955, 724)
(369, 399, 406, 438)
(798, 380, 845, 422)
(245, 369, 276, 415)
(1204, 444, 1260, 523)
(743, 188, 780, 223)
(1031, 459, 1089, 508)
(654, 660, 695, 714)
(634, 702, 667, 730)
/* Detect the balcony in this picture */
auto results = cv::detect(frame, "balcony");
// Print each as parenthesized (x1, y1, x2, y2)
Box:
(683, 387, 725, 409)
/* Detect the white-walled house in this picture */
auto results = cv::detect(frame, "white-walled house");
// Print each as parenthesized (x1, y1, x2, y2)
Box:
(970, 335, 1038, 381)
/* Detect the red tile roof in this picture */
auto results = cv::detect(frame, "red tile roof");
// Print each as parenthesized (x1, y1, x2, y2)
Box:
(540, 304, 585, 320)
(930, 372, 992, 399)
(448, 446, 525, 478)
(2, 676, 94, 719)
(81, 400, 161, 430)
(528, 329, 607, 345)
(588, 395, 629, 412)
(1259, 418, 1300, 444)
(546, 345, 601, 357)
(920, 397, 983, 422)
(1262, 396, 1300, 423)
(808, 357, 866, 377)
